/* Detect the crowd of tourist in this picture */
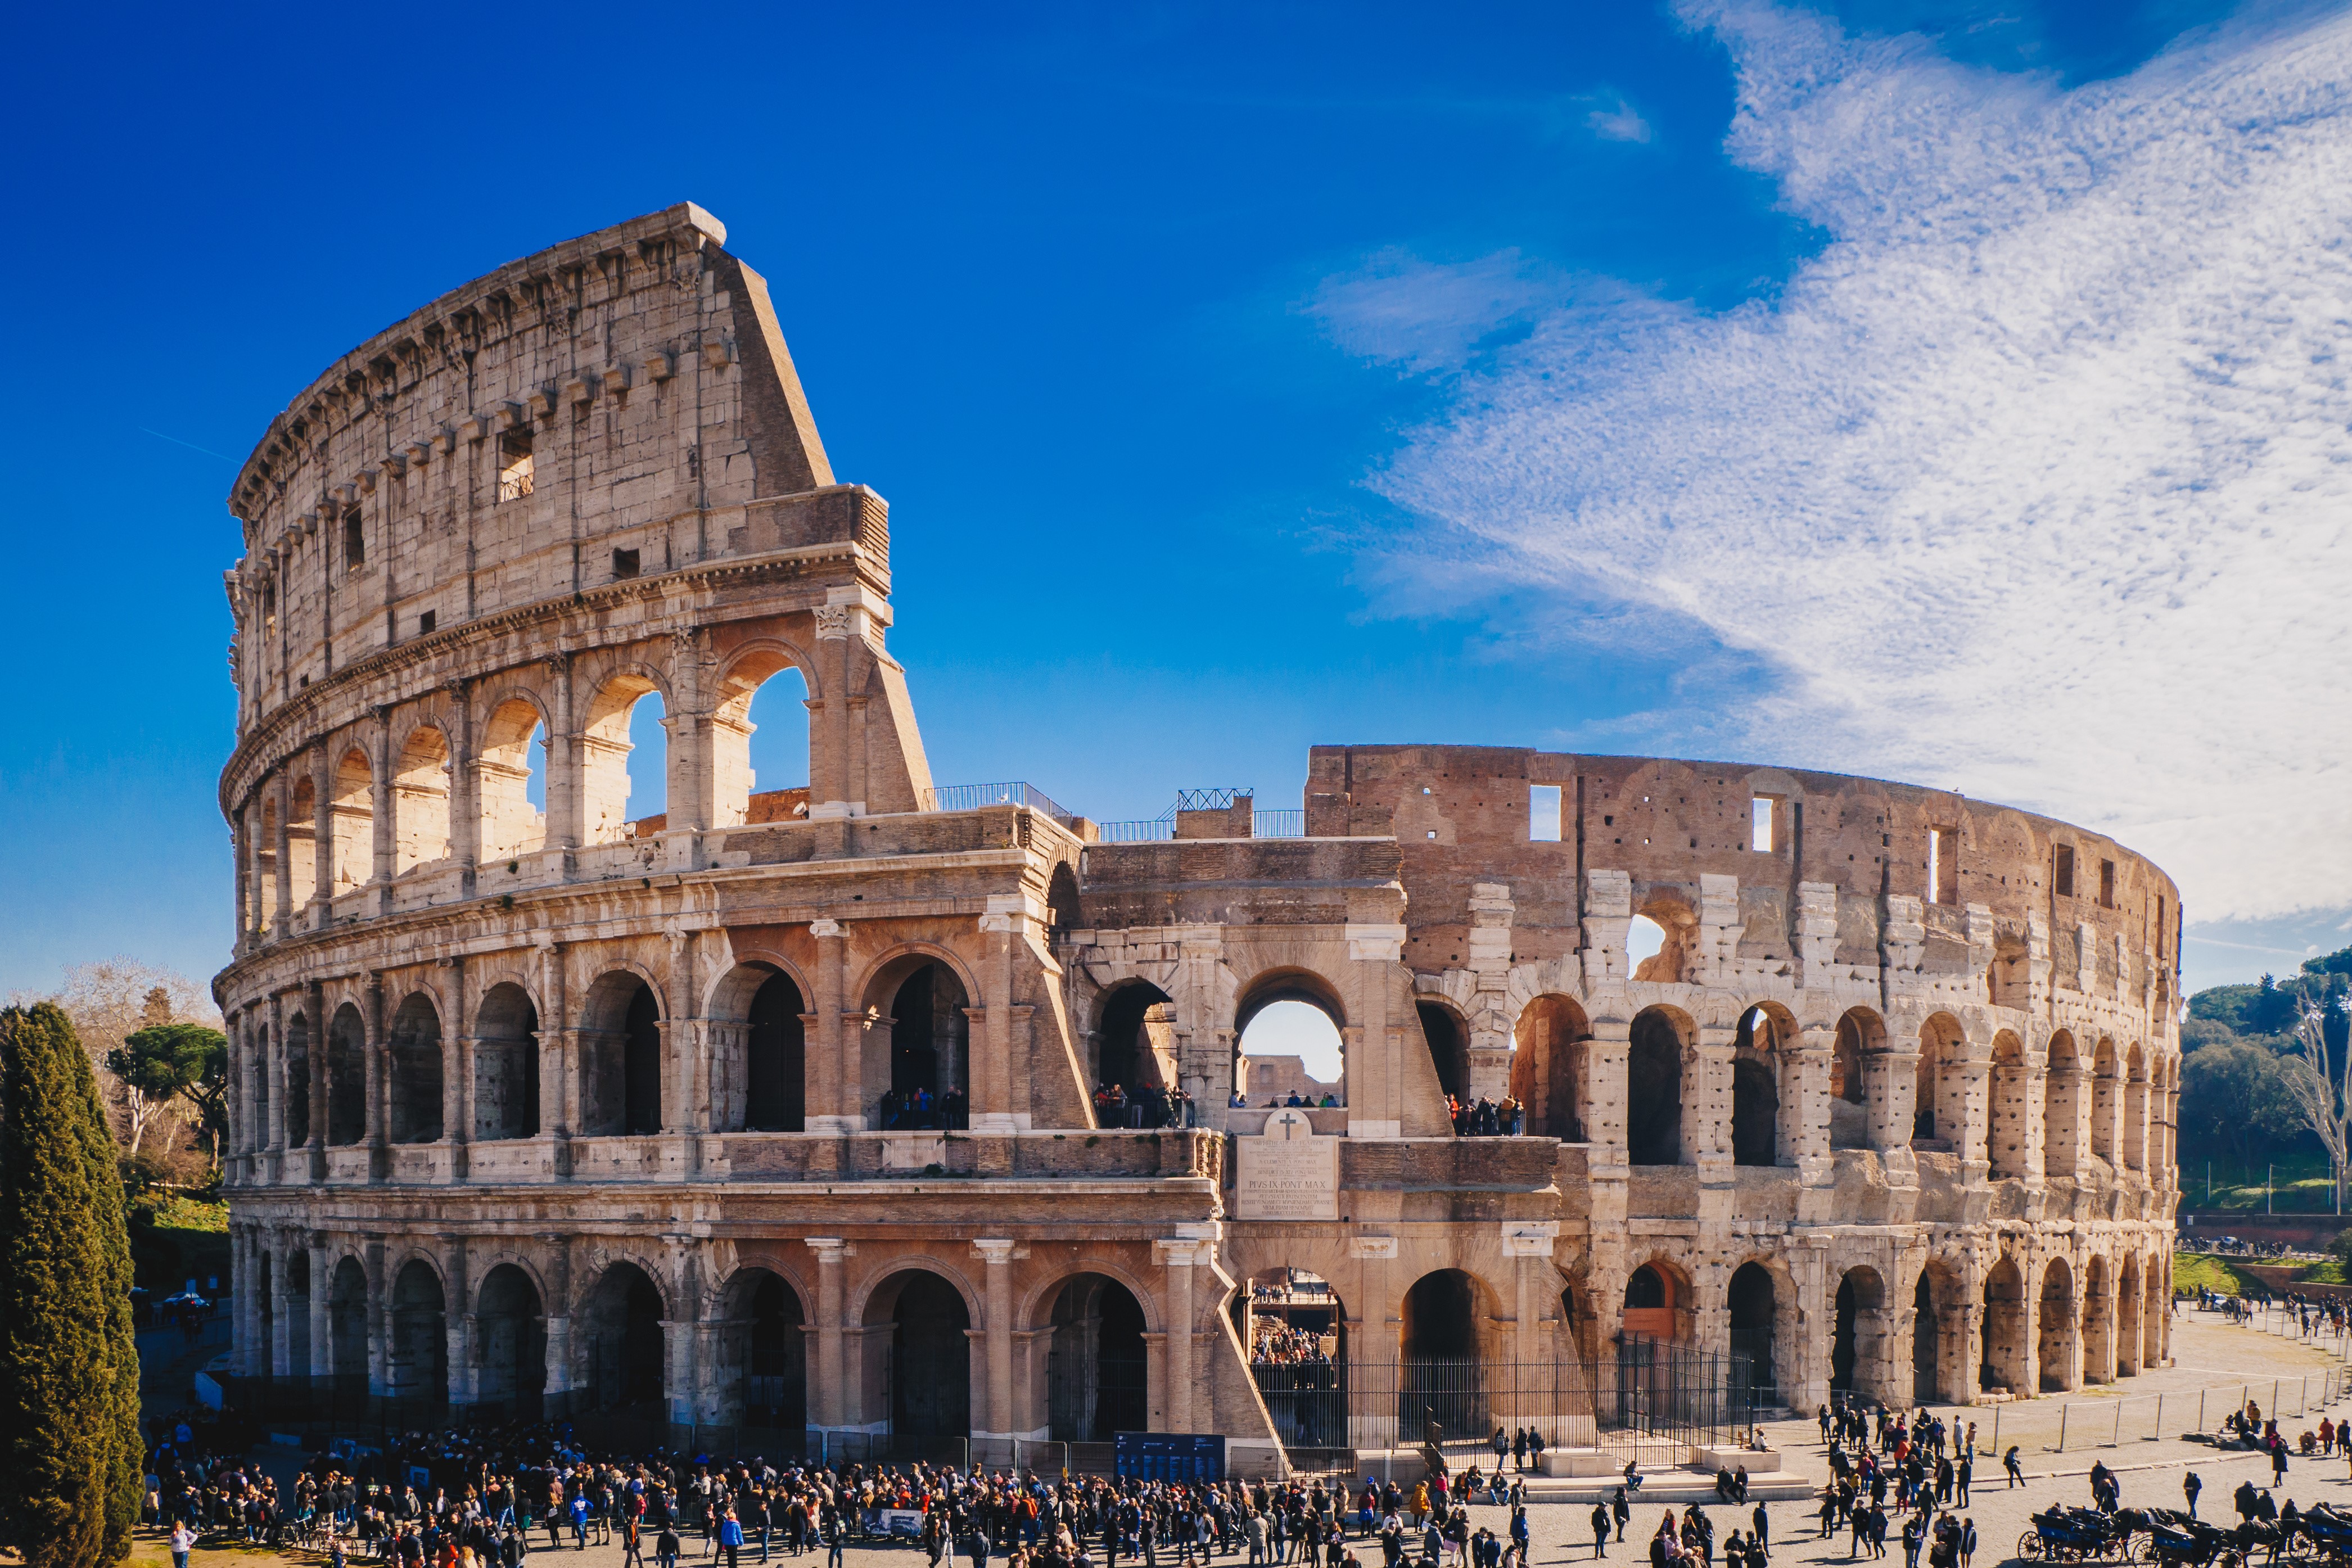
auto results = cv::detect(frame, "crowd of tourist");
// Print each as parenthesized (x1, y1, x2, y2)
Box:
(877, 1087, 970, 1132)
(1442, 1097, 1522, 1138)
(1807, 1398, 1981, 1568)
(1091, 1083, 1199, 1129)
(1247, 1323, 1332, 1368)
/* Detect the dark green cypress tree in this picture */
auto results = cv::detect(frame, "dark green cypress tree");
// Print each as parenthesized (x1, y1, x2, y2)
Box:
(0, 1003, 142, 1568)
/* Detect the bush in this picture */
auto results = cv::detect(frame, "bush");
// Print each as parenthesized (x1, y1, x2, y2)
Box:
(2329, 1227, 2352, 1267)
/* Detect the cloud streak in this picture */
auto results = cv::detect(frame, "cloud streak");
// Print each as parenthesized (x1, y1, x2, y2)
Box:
(1348, 1, 2352, 922)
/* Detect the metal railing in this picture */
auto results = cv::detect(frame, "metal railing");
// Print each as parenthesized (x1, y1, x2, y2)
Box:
(1252, 810, 1305, 838)
(1176, 788, 1249, 810)
(1093, 816, 1176, 843)
(1252, 1344, 1754, 1468)
(2007, 1366, 2352, 1454)
(918, 781, 1077, 829)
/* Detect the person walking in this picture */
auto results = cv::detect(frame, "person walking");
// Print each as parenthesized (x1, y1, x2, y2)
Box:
(2183, 1473, 2202, 1521)
(1751, 1504, 1768, 1559)
(1613, 1490, 1631, 1544)
(171, 1519, 198, 1568)
(720, 1511, 744, 1568)
(2002, 1449, 2023, 1490)
(658, 1525, 683, 1568)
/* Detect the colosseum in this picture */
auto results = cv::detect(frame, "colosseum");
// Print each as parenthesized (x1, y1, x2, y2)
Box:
(214, 204, 2182, 1474)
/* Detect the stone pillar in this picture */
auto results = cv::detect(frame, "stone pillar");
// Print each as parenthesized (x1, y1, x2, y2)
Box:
(974, 898, 1032, 1132)
(272, 773, 295, 941)
(364, 1240, 391, 1404)
(1956, 1038, 1993, 1174)
(366, 971, 390, 1181)
(541, 1235, 574, 1417)
(1790, 1028, 1833, 1177)
(267, 992, 287, 1172)
(445, 681, 479, 885)
(1156, 1236, 1203, 1434)
(308, 1236, 333, 1399)
(444, 1235, 473, 1411)
(1867, 1050, 1917, 1153)
(270, 1234, 295, 1378)
(1464, 884, 1515, 1100)
(446, 956, 471, 1182)
(809, 1238, 852, 1428)
(976, 1239, 1018, 1437)
(1584, 1019, 1632, 1165)
(305, 979, 328, 1183)
(810, 602, 857, 817)
(545, 653, 580, 856)
(370, 713, 396, 907)
(310, 744, 335, 915)
(1691, 1024, 1735, 1165)
(538, 942, 570, 1158)
(809, 921, 854, 1132)
(2124, 1070, 2150, 1177)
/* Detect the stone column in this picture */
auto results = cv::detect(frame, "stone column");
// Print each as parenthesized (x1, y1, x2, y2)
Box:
(809, 1239, 852, 1428)
(537, 941, 570, 1158)
(976, 1239, 1018, 1437)
(974, 901, 1022, 1131)
(544, 653, 580, 857)
(444, 1235, 473, 1411)
(1867, 1050, 1917, 1152)
(1155, 1237, 1200, 1434)
(364, 1241, 390, 1405)
(1790, 1027, 1833, 1176)
(370, 712, 396, 910)
(366, 971, 390, 1181)
(308, 1236, 333, 1399)
(270, 1233, 295, 1378)
(305, 979, 328, 1183)
(446, 956, 471, 1182)
(272, 773, 295, 941)
(541, 1235, 574, 1418)
(311, 744, 335, 915)
(809, 603, 856, 816)
(445, 682, 479, 889)
(1691, 1024, 1735, 1165)
(809, 921, 854, 1132)
(1464, 884, 1515, 1101)
(1955, 1038, 1993, 1174)
(267, 992, 287, 1174)
(1584, 1019, 1632, 1164)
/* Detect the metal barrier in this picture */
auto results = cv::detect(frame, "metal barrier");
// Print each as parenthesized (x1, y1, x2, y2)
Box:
(1998, 1366, 2352, 1454)
(1251, 810, 1306, 838)
(919, 781, 1077, 828)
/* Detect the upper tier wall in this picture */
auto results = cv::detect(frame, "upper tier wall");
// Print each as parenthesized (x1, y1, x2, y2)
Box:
(222, 203, 852, 739)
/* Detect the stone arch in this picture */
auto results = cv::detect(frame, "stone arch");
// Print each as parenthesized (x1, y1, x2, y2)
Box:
(1031, 1268, 1154, 1442)
(857, 947, 977, 1128)
(1416, 998, 1472, 1108)
(474, 1262, 547, 1420)
(709, 1264, 808, 1430)
(2045, 1030, 2083, 1176)
(1989, 1031, 2032, 1178)
(710, 638, 823, 828)
(476, 694, 548, 861)
(2116, 1253, 2144, 1377)
(1832, 1264, 1888, 1398)
(1511, 993, 1589, 1141)
(285, 775, 317, 909)
(2038, 1254, 2079, 1391)
(579, 969, 663, 1137)
(1399, 1266, 1504, 1441)
(1916, 1011, 1966, 1147)
(859, 1261, 978, 1439)
(1047, 862, 1082, 937)
(472, 980, 540, 1141)
(391, 722, 453, 874)
(580, 663, 671, 846)
(326, 1254, 368, 1389)
(2083, 1251, 2114, 1382)
(1913, 1256, 1967, 1404)
(1627, 1005, 1691, 1166)
(1831, 1007, 1883, 1150)
(386, 991, 444, 1144)
(325, 1001, 367, 1146)
(1622, 1254, 1695, 1345)
(1726, 1254, 1796, 1406)
(2091, 1037, 2121, 1164)
(283, 1007, 312, 1147)
(1095, 979, 1176, 1108)
(1732, 1004, 1795, 1167)
(1981, 1252, 2030, 1396)
(1235, 966, 1351, 1107)
(705, 960, 808, 1134)
(577, 1258, 670, 1416)
(387, 1256, 448, 1417)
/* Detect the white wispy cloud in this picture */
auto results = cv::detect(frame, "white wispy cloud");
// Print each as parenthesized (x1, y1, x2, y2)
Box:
(1585, 96, 1655, 143)
(1352, 2, 2352, 922)
(1305, 248, 1565, 374)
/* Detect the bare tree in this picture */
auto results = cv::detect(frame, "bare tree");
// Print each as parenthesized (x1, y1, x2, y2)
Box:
(2276, 994, 2352, 1211)
(6, 957, 220, 1156)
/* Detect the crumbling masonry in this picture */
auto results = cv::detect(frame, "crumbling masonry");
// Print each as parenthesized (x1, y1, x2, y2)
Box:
(214, 206, 2180, 1467)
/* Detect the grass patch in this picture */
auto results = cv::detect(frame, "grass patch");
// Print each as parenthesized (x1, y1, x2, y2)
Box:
(2175, 1253, 2266, 1297)
(129, 1195, 232, 1293)
(2301, 1258, 2350, 1285)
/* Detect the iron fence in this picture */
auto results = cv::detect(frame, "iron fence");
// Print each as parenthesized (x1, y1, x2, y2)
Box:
(1251, 810, 1306, 838)
(1252, 1344, 1755, 1469)
(919, 781, 1077, 828)
(1093, 817, 1176, 843)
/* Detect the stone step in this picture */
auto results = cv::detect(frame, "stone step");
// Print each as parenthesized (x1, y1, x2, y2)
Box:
(1514, 1472, 1820, 1506)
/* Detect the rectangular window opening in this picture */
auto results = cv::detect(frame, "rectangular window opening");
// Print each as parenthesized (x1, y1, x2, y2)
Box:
(1529, 784, 1562, 842)
(2055, 844, 2075, 898)
(1750, 797, 1775, 852)
(1929, 826, 1958, 905)
(2100, 858, 2116, 909)
(342, 509, 364, 571)
(2157, 895, 2167, 956)
(418, 610, 436, 636)
(612, 547, 640, 580)
(498, 427, 535, 502)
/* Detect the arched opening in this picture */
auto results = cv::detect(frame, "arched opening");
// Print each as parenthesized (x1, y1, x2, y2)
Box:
(580, 973, 663, 1137)
(1981, 1255, 2029, 1396)
(2038, 1257, 2077, 1392)
(1236, 972, 1347, 1108)
(1832, 1267, 1886, 1395)
(881, 961, 970, 1129)
(864, 1270, 971, 1439)
(1629, 910, 1686, 982)
(746, 972, 807, 1132)
(2115, 1254, 2143, 1376)
(1401, 1269, 1482, 1440)
(326, 1003, 367, 1146)
(473, 983, 539, 1140)
(1511, 995, 1588, 1141)
(1913, 1271, 1940, 1402)
(251, 1023, 270, 1147)
(286, 778, 317, 910)
(580, 1262, 667, 1416)
(2044, 1031, 2082, 1176)
(1830, 1009, 1880, 1150)
(1916, 1013, 1965, 1147)
(1731, 1007, 1779, 1167)
(1417, 1002, 1471, 1109)
(712, 654, 814, 828)
(1989, 1032, 2031, 1178)
(1094, 981, 1174, 1117)
(1626, 1007, 1685, 1165)
(1239, 1266, 1344, 1448)
(579, 672, 666, 846)
(387, 1260, 448, 1419)
(386, 992, 443, 1144)
(330, 748, 373, 892)
(2091, 1038, 2121, 1165)
(1044, 1274, 1149, 1442)
(283, 1011, 311, 1147)
(392, 726, 452, 874)
(284, 1249, 311, 1380)
(475, 1264, 547, 1420)
(477, 699, 548, 861)
(626, 689, 669, 832)
(1047, 863, 1082, 938)
(256, 1249, 275, 1379)
(707, 1269, 808, 1432)
(327, 1257, 368, 1395)
(1727, 1262, 1776, 1406)
(251, 798, 279, 931)
(2143, 1254, 2166, 1371)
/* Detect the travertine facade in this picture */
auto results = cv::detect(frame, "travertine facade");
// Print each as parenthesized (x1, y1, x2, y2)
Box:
(215, 207, 2180, 1464)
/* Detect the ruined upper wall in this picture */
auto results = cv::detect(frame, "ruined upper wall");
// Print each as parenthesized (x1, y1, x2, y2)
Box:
(220, 204, 866, 737)
(1304, 744, 2183, 995)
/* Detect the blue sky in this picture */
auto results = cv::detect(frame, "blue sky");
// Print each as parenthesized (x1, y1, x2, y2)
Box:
(2, 0, 2346, 1003)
